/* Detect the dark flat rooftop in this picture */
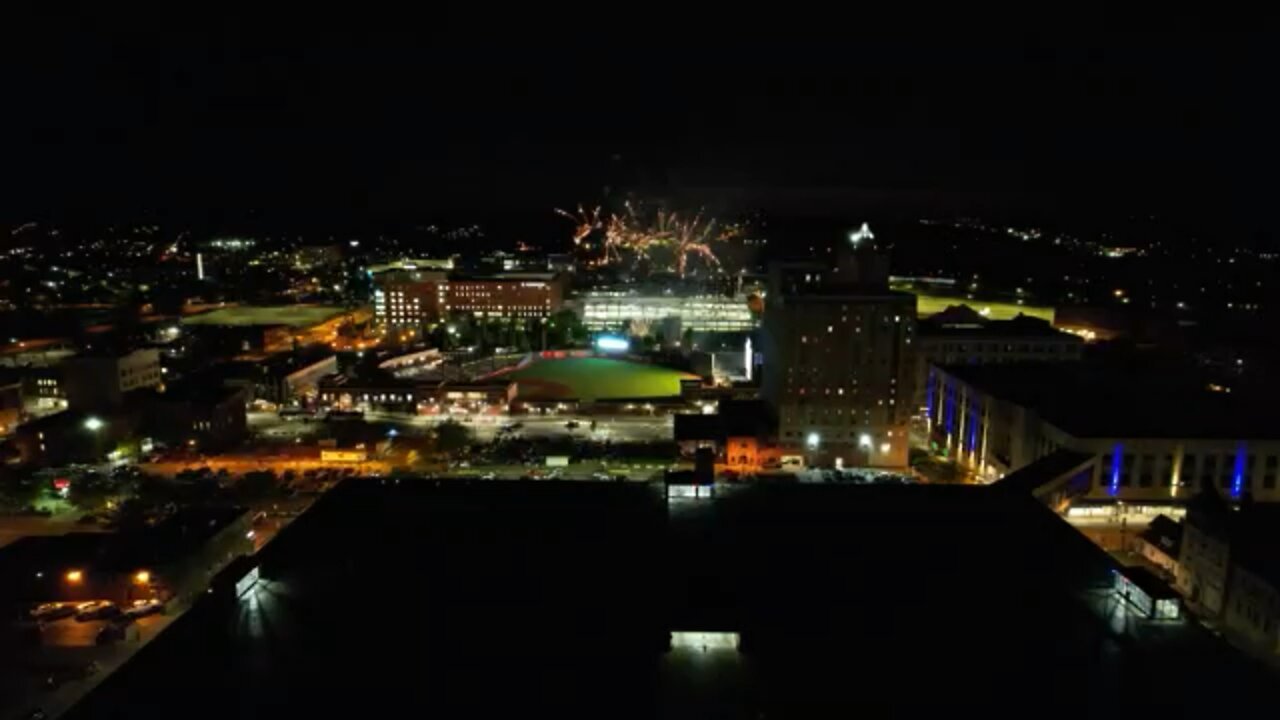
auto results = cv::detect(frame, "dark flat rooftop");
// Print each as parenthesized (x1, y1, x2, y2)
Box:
(940, 362, 1276, 439)
(919, 313, 1078, 339)
(67, 481, 1273, 718)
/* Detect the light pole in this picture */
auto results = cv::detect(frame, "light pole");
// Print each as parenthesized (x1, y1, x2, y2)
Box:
(84, 416, 105, 462)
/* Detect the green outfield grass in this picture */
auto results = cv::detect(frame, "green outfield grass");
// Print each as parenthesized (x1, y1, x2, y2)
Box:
(182, 305, 346, 327)
(902, 289, 1055, 323)
(505, 357, 698, 402)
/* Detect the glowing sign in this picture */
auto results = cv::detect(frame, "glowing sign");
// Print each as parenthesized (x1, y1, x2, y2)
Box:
(235, 565, 260, 598)
(594, 335, 630, 353)
(671, 631, 740, 651)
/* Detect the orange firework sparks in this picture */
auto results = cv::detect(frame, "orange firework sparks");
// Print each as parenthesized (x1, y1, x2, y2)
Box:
(558, 201, 732, 277)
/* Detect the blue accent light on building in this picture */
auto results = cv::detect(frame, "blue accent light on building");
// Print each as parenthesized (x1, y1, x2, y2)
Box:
(925, 370, 936, 420)
(1232, 442, 1247, 498)
(1109, 443, 1123, 496)
(944, 385, 956, 434)
(967, 403, 979, 452)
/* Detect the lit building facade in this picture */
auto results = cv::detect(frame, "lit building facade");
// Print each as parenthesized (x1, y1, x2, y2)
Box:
(374, 270, 564, 330)
(579, 292, 757, 333)
(63, 349, 162, 411)
(762, 236, 916, 469)
(927, 363, 1280, 502)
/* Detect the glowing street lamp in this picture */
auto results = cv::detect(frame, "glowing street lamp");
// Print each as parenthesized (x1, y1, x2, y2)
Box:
(64, 569, 83, 584)
(83, 416, 104, 432)
(858, 433, 872, 449)
(134, 570, 151, 585)
(805, 432, 820, 450)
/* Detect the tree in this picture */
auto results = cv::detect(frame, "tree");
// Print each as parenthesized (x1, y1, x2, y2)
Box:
(0, 476, 46, 510)
(434, 420, 472, 455)
(547, 310, 585, 349)
(234, 471, 281, 503)
(67, 476, 117, 512)
(111, 498, 152, 531)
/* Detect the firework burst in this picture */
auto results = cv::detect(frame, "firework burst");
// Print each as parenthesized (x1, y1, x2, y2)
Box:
(558, 201, 738, 277)
(554, 205, 604, 246)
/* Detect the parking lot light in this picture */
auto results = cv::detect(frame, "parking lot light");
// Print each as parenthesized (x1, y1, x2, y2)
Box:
(65, 569, 83, 584)
(134, 570, 151, 585)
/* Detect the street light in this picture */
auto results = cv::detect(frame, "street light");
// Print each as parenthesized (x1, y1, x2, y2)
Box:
(84, 416, 104, 432)
(133, 570, 151, 585)
(858, 433, 872, 449)
(64, 569, 83, 584)
(806, 432, 820, 450)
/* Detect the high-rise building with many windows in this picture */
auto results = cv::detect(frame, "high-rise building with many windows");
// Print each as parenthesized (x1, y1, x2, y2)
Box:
(762, 230, 916, 468)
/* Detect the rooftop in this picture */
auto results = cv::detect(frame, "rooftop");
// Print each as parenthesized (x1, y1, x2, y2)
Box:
(147, 378, 247, 405)
(993, 448, 1095, 496)
(1139, 514, 1183, 558)
(919, 311, 1078, 340)
(939, 362, 1278, 439)
(67, 481, 1274, 717)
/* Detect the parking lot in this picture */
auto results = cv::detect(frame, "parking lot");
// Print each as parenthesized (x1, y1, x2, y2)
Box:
(4, 601, 177, 718)
(32, 602, 168, 648)
(791, 467, 918, 485)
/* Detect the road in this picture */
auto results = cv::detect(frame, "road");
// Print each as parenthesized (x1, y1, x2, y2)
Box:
(247, 410, 674, 444)
(0, 513, 110, 549)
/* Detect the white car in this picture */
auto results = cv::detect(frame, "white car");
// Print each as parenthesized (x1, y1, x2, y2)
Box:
(74, 601, 119, 622)
(123, 598, 165, 618)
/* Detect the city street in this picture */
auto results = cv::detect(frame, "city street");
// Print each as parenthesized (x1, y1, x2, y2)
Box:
(247, 410, 674, 444)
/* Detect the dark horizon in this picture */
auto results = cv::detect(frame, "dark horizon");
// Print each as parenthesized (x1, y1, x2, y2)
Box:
(3, 19, 1277, 236)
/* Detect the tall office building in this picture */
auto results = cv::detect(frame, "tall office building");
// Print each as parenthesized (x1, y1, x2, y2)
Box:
(762, 228, 916, 468)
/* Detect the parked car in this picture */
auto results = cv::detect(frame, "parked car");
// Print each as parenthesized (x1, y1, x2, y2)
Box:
(123, 598, 165, 618)
(74, 601, 120, 622)
(29, 602, 76, 621)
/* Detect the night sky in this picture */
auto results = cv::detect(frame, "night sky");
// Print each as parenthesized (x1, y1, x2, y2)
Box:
(3, 16, 1275, 227)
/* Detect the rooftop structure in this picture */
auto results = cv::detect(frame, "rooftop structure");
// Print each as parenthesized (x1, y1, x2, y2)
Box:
(937, 363, 1272, 440)
(64, 481, 1276, 717)
(913, 310, 1084, 405)
(929, 362, 1280, 502)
